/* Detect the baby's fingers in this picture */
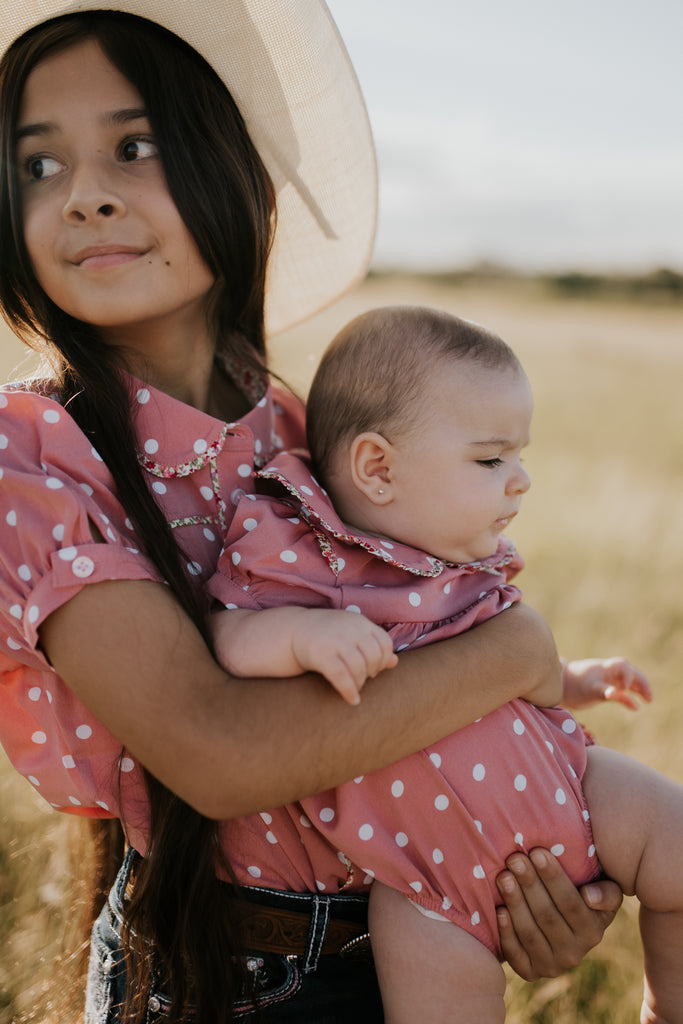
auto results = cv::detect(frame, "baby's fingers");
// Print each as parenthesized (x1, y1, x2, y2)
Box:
(603, 657, 653, 707)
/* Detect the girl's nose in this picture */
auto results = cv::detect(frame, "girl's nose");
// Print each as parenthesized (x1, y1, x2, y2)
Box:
(509, 464, 531, 495)
(62, 165, 126, 223)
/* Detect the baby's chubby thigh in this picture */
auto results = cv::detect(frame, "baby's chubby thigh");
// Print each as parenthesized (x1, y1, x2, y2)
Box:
(302, 700, 599, 957)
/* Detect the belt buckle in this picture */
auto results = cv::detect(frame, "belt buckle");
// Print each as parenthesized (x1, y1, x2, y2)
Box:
(338, 933, 373, 963)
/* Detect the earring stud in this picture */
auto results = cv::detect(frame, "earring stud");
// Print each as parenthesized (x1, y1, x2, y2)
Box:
(378, 488, 385, 494)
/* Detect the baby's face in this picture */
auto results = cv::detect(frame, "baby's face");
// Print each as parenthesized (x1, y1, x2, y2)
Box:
(383, 360, 532, 564)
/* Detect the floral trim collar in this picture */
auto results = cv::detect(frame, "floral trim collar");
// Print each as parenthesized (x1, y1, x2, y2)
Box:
(257, 451, 517, 579)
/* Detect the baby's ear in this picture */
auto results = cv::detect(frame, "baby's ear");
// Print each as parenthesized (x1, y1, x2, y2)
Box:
(349, 432, 394, 504)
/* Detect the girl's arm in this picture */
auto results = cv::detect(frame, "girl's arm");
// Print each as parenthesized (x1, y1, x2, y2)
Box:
(40, 577, 560, 820)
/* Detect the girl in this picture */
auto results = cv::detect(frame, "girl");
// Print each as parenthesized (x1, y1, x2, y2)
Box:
(209, 306, 683, 1024)
(0, 4, 621, 1022)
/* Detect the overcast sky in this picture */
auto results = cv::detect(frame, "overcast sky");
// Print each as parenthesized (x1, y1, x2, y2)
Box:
(326, 0, 683, 272)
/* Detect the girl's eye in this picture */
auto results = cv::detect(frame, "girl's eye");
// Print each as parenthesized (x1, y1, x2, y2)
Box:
(477, 457, 503, 469)
(120, 138, 158, 162)
(25, 155, 63, 182)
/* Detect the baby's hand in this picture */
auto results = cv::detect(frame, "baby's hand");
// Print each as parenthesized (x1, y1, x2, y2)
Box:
(561, 657, 653, 711)
(291, 609, 398, 706)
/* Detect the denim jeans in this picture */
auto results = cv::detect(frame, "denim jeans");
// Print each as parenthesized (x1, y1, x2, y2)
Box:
(85, 849, 384, 1023)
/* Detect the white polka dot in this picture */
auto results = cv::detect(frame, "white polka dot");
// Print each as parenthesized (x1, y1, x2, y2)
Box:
(42, 408, 60, 424)
(247, 866, 262, 878)
(545, 740, 555, 753)
(319, 807, 335, 823)
(353, 775, 364, 784)
(17, 564, 31, 581)
(187, 561, 202, 576)
(474, 820, 483, 834)
(10, 604, 22, 620)
(337, 557, 346, 571)
(125, 519, 134, 531)
(513, 719, 525, 735)
(203, 528, 216, 542)
(287, 516, 300, 525)
(7, 638, 22, 651)
(266, 831, 278, 844)
(429, 752, 442, 770)
(152, 481, 167, 494)
(409, 881, 423, 893)
(300, 815, 312, 829)
(28, 776, 40, 787)
(243, 518, 258, 532)
(200, 486, 214, 500)
(28, 687, 41, 702)
(391, 780, 404, 797)
(395, 832, 409, 847)
(433, 848, 444, 864)
(434, 794, 449, 811)
(58, 547, 78, 561)
(32, 731, 47, 745)
(408, 592, 421, 607)
(514, 774, 527, 792)
(68, 796, 82, 806)
(96, 801, 110, 811)
(562, 718, 578, 734)
(144, 439, 159, 454)
(359, 824, 374, 840)
(471, 911, 481, 926)
(46, 477, 63, 489)
(81, 483, 94, 497)
(194, 439, 208, 454)
(120, 757, 135, 773)
(6, 510, 17, 526)
(237, 463, 252, 478)
(46, 691, 53, 704)
(315, 880, 326, 891)
(231, 551, 241, 565)
(76, 725, 93, 740)
(380, 541, 394, 550)
(473, 763, 486, 782)
(254, 439, 262, 454)
(551, 844, 566, 857)
(443, 581, 451, 595)
(555, 788, 567, 805)
(258, 397, 267, 408)
(515, 832, 524, 845)
(62, 755, 76, 769)
(583, 809, 590, 822)
(588, 844, 596, 858)
(300, 485, 314, 496)
(28, 605, 39, 624)
(0, 434, 8, 449)
(279, 550, 297, 564)
(345, 604, 362, 614)
(473, 865, 486, 879)
(136, 388, 151, 404)
(0, 394, 6, 408)
(52, 524, 65, 542)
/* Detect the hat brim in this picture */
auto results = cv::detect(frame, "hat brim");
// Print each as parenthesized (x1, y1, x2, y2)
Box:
(0, 0, 377, 336)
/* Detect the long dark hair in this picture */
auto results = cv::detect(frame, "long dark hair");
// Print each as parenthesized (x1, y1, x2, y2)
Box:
(0, 11, 276, 1022)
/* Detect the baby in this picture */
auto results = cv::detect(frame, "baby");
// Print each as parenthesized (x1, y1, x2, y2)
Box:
(208, 307, 680, 1024)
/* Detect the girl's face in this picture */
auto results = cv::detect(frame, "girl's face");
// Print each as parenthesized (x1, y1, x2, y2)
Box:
(16, 38, 216, 349)
(381, 360, 533, 564)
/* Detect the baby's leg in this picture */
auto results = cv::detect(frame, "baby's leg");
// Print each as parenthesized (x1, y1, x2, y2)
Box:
(583, 745, 683, 1024)
(368, 881, 506, 1024)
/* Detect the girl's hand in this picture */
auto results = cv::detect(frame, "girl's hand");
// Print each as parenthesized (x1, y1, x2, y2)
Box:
(496, 849, 623, 980)
(561, 656, 652, 712)
(291, 609, 398, 706)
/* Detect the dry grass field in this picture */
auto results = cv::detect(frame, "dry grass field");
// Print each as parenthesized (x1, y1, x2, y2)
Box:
(1, 272, 682, 1021)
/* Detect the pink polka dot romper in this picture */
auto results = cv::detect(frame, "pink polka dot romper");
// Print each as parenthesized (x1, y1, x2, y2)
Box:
(208, 452, 599, 957)
(0, 356, 305, 857)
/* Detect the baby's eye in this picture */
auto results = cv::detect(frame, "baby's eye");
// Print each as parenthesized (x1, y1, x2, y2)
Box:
(477, 457, 503, 469)
(120, 138, 158, 162)
(25, 155, 63, 182)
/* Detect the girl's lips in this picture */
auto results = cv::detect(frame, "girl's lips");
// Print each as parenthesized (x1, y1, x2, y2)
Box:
(72, 246, 147, 269)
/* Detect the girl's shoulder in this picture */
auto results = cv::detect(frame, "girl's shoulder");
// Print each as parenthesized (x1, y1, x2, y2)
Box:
(0, 379, 102, 469)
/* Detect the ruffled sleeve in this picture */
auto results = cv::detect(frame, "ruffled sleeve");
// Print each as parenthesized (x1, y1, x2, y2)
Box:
(0, 388, 162, 666)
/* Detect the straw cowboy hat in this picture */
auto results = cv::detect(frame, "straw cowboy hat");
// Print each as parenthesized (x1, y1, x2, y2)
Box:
(0, 0, 377, 336)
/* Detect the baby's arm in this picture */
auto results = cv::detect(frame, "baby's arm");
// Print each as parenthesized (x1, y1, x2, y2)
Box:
(211, 606, 397, 706)
(561, 656, 652, 711)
